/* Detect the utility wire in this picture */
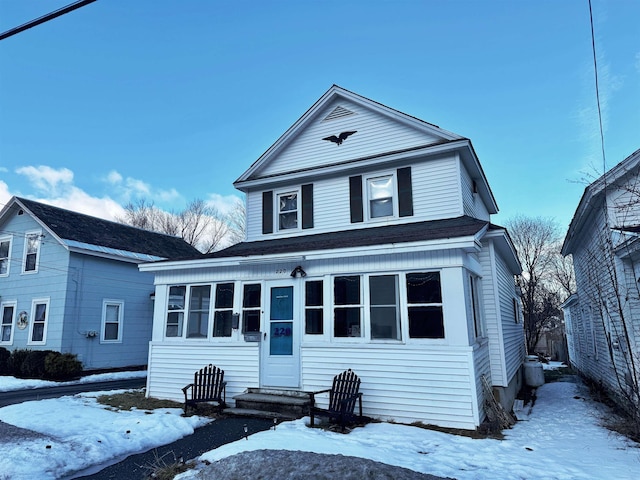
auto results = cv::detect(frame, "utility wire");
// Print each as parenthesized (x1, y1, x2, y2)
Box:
(0, 0, 97, 41)
(588, 0, 607, 178)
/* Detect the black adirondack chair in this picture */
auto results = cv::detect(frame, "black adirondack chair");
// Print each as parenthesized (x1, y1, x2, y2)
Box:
(182, 364, 227, 414)
(309, 369, 363, 430)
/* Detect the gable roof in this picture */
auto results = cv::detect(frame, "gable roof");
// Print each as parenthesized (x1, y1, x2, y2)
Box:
(2, 197, 201, 261)
(562, 147, 640, 255)
(233, 85, 498, 214)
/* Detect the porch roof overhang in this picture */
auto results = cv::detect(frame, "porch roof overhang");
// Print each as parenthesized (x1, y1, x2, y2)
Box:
(140, 215, 492, 273)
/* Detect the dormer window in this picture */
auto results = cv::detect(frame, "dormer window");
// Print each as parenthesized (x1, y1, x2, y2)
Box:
(278, 191, 298, 230)
(367, 175, 394, 218)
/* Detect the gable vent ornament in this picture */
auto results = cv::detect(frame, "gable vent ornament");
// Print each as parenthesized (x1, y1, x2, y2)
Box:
(322, 130, 357, 146)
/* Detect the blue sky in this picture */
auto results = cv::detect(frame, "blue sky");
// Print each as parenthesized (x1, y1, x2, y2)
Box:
(1, 0, 638, 232)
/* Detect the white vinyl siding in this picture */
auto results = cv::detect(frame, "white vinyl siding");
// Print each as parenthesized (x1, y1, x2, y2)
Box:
(301, 345, 480, 429)
(258, 99, 442, 179)
(245, 154, 465, 241)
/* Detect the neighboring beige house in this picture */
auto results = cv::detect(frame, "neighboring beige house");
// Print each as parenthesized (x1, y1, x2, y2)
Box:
(140, 85, 525, 430)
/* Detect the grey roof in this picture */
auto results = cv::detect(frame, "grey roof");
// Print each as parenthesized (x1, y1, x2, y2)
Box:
(205, 215, 494, 259)
(15, 197, 201, 260)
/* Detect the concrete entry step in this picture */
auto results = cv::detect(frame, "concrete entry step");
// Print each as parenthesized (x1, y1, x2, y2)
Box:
(230, 389, 312, 419)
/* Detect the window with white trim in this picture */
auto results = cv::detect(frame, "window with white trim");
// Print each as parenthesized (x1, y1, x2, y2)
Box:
(29, 298, 49, 344)
(305, 280, 323, 334)
(241, 284, 260, 334)
(0, 236, 11, 276)
(369, 275, 401, 340)
(406, 272, 444, 338)
(102, 301, 123, 342)
(470, 275, 484, 337)
(333, 276, 362, 337)
(187, 285, 211, 338)
(213, 283, 235, 337)
(166, 286, 186, 337)
(367, 174, 395, 219)
(23, 231, 42, 273)
(1, 302, 16, 344)
(277, 191, 298, 230)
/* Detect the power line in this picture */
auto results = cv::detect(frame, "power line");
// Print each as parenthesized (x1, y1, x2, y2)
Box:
(0, 0, 97, 41)
(588, 0, 607, 175)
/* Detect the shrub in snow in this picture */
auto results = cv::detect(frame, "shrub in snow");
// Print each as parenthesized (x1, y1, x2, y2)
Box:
(21, 350, 57, 379)
(44, 352, 83, 380)
(7, 349, 31, 377)
(0, 346, 10, 375)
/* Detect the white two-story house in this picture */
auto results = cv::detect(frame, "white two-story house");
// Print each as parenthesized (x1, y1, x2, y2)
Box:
(140, 85, 524, 430)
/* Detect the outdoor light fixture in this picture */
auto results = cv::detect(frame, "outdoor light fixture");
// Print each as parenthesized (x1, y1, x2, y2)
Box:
(290, 265, 307, 278)
(273, 417, 278, 430)
(243, 424, 248, 440)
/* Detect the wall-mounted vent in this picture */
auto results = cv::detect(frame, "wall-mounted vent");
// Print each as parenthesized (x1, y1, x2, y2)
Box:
(323, 105, 355, 121)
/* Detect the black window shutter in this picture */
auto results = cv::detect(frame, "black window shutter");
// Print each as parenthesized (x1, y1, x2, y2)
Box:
(349, 175, 363, 223)
(397, 167, 414, 217)
(262, 191, 273, 234)
(302, 184, 314, 229)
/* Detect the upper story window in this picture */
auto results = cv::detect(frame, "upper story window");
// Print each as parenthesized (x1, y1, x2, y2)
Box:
(367, 175, 394, 218)
(278, 191, 298, 230)
(350, 167, 413, 224)
(0, 236, 11, 276)
(262, 184, 313, 235)
(23, 231, 42, 273)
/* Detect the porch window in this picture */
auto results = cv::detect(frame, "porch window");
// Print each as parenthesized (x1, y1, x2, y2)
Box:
(29, 299, 48, 344)
(470, 276, 484, 337)
(166, 286, 186, 337)
(278, 192, 298, 230)
(406, 272, 444, 338)
(102, 301, 123, 342)
(242, 284, 261, 333)
(369, 275, 401, 340)
(23, 231, 41, 273)
(0, 237, 11, 276)
(187, 285, 211, 338)
(305, 280, 323, 334)
(334, 276, 362, 337)
(367, 175, 394, 218)
(213, 283, 235, 337)
(1, 303, 15, 343)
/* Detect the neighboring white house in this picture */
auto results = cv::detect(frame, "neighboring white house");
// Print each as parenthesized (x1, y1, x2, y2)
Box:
(140, 85, 525, 430)
(562, 147, 640, 413)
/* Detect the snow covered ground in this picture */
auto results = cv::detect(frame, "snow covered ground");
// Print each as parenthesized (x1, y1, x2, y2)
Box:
(0, 366, 639, 480)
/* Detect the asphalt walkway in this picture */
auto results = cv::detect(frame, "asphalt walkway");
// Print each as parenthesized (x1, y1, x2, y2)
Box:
(72, 416, 274, 479)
